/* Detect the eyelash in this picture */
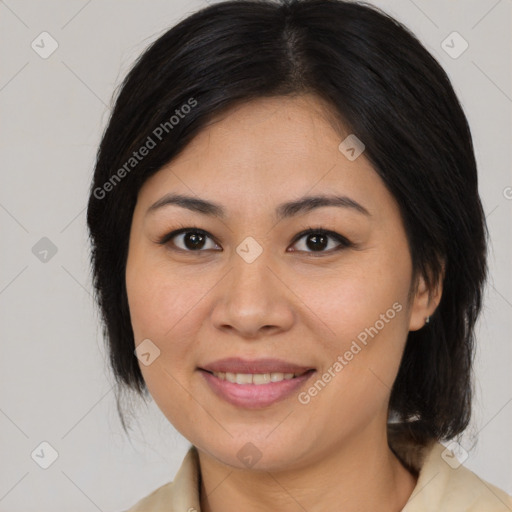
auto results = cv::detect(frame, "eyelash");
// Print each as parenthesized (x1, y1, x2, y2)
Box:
(156, 224, 354, 256)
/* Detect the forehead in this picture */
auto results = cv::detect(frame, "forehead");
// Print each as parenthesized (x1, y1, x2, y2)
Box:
(181, 94, 349, 166)
(136, 94, 395, 221)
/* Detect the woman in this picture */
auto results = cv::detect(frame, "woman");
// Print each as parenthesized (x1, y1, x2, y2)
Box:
(87, 0, 512, 510)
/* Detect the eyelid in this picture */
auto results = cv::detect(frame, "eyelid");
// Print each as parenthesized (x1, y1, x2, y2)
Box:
(291, 226, 352, 245)
(156, 226, 221, 248)
(288, 226, 353, 254)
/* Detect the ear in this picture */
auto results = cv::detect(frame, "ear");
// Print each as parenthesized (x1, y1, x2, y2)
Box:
(408, 265, 444, 331)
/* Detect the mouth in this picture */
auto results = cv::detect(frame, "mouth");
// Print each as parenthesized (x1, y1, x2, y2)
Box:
(198, 364, 316, 409)
(201, 368, 313, 385)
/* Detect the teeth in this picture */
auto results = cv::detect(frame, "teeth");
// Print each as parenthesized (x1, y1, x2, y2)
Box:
(236, 373, 252, 384)
(213, 371, 298, 384)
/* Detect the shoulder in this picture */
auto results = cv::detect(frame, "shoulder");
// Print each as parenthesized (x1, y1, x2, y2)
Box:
(122, 445, 201, 512)
(123, 481, 178, 512)
(389, 425, 512, 512)
(122, 481, 174, 512)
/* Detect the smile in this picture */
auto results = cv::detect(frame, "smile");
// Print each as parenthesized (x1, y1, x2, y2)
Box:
(199, 368, 316, 408)
(211, 371, 306, 384)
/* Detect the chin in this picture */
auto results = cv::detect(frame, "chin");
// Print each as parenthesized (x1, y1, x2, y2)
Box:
(194, 434, 313, 473)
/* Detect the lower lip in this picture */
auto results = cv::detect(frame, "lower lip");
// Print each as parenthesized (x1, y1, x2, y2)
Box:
(199, 369, 316, 409)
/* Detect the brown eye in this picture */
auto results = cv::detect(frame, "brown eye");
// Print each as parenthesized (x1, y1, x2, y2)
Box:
(289, 228, 352, 254)
(158, 228, 221, 252)
(157, 226, 351, 255)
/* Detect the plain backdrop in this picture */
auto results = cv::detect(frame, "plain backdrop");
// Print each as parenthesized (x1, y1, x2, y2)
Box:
(0, 1, 511, 510)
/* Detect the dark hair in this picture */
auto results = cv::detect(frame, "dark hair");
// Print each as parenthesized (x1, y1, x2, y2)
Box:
(87, 0, 487, 443)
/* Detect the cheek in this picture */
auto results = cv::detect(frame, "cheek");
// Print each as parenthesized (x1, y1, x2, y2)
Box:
(125, 253, 216, 390)
(298, 256, 410, 347)
(125, 256, 208, 427)
(126, 254, 205, 342)
(295, 252, 411, 409)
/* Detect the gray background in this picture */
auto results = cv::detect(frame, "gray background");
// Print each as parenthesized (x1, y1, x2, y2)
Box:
(0, 0, 511, 510)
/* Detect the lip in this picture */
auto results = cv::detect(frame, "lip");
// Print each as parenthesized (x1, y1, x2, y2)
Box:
(199, 357, 313, 375)
(199, 368, 316, 409)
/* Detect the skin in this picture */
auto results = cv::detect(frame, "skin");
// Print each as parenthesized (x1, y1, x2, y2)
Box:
(125, 94, 442, 512)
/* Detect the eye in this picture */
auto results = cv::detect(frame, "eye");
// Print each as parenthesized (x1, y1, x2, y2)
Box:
(157, 227, 221, 252)
(288, 226, 353, 255)
(157, 225, 353, 255)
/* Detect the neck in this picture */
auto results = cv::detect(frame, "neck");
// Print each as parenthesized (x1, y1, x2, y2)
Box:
(198, 423, 417, 512)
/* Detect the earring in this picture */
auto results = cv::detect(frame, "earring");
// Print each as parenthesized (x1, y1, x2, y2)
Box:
(425, 316, 430, 324)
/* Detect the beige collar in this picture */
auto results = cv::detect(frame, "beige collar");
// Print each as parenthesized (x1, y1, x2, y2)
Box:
(127, 425, 512, 511)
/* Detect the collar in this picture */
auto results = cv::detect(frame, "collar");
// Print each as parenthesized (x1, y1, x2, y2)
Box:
(127, 424, 512, 511)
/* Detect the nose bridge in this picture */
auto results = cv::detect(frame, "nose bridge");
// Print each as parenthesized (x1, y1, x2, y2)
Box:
(229, 239, 276, 306)
(210, 239, 294, 335)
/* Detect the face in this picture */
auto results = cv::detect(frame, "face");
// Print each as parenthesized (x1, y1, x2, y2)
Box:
(125, 94, 435, 471)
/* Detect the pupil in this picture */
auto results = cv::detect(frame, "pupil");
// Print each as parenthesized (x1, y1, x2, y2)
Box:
(306, 233, 327, 251)
(185, 232, 205, 250)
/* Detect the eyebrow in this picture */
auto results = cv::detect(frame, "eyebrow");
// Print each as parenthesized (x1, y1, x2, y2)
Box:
(147, 192, 371, 219)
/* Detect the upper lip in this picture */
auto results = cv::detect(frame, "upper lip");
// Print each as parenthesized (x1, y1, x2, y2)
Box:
(199, 357, 314, 375)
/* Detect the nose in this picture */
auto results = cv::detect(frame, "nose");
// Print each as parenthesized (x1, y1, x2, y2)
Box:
(210, 249, 295, 339)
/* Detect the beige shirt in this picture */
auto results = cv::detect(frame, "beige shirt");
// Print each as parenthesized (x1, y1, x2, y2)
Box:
(125, 433, 512, 511)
